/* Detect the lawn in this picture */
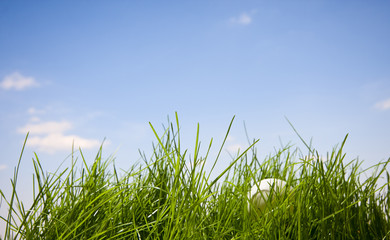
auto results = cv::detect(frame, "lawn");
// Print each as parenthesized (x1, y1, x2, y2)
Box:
(1, 114, 389, 239)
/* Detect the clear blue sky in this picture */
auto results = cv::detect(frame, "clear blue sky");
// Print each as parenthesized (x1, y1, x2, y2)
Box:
(0, 0, 389, 224)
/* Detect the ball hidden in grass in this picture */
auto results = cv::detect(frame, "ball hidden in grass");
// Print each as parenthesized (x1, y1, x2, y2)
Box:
(248, 178, 292, 214)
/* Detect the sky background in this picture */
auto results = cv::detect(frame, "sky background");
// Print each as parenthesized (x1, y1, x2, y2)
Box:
(0, 0, 390, 231)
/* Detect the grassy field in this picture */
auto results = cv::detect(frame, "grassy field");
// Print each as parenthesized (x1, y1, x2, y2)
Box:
(1, 115, 389, 239)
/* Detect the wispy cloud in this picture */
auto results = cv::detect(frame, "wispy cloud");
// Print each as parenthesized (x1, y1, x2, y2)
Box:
(374, 98, 390, 110)
(0, 72, 39, 91)
(227, 144, 244, 153)
(18, 119, 102, 154)
(18, 121, 72, 135)
(0, 164, 7, 171)
(226, 135, 245, 154)
(28, 107, 46, 115)
(27, 134, 101, 154)
(229, 11, 256, 26)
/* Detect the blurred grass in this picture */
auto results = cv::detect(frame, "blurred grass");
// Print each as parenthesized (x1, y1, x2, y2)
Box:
(1, 114, 389, 239)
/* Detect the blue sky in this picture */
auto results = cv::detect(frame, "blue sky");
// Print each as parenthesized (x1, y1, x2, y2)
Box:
(0, 0, 390, 223)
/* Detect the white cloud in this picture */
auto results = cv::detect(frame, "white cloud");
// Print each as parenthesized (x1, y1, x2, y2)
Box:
(226, 135, 245, 154)
(0, 72, 39, 90)
(227, 144, 244, 153)
(374, 98, 390, 110)
(28, 134, 101, 154)
(0, 164, 7, 171)
(18, 119, 102, 154)
(230, 12, 253, 25)
(29, 117, 41, 122)
(18, 121, 72, 135)
(28, 107, 46, 115)
(226, 136, 235, 142)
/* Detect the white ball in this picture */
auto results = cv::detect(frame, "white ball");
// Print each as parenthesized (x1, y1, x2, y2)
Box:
(248, 178, 290, 214)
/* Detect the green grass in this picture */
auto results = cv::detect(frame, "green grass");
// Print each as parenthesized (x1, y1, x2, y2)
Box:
(1, 114, 389, 239)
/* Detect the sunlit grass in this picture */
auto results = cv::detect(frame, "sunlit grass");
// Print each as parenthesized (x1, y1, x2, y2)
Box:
(1, 114, 389, 239)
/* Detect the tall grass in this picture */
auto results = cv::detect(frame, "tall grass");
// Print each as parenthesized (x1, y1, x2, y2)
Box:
(1, 114, 389, 239)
